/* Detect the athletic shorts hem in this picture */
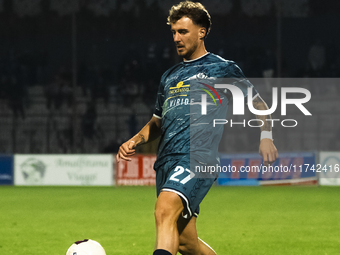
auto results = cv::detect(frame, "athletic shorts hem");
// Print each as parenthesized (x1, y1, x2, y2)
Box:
(162, 188, 193, 218)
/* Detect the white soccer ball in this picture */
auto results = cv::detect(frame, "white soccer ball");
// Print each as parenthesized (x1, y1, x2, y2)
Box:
(66, 239, 106, 255)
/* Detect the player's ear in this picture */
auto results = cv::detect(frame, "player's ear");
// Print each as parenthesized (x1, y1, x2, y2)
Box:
(199, 27, 207, 40)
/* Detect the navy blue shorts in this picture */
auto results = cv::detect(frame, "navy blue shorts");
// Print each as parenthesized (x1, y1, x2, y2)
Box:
(155, 155, 216, 218)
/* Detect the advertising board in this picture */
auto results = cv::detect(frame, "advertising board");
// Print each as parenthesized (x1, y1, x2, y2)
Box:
(319, 152, 340, 186)
(116, 154, 156, 186)
(217, 152, 317, 186)
(14, 155, 114, 186)
(0, 154, 13, 185)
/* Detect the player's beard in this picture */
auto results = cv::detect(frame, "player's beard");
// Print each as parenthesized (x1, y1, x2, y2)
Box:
(178, 41, 199, 60)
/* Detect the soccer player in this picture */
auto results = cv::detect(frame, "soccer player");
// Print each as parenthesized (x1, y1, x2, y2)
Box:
(117, 1, 278, 255)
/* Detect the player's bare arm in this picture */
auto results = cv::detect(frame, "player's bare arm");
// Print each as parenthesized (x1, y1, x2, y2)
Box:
(252, 95, 279, 165)
(116, 116, 162, 163)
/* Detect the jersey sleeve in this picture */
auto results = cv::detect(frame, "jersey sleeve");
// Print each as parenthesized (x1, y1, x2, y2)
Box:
(153, 80, 165, 119)
(226, 61, 259, 100)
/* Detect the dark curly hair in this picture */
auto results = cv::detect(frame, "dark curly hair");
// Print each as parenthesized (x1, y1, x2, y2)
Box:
(167, 1, 212, 38)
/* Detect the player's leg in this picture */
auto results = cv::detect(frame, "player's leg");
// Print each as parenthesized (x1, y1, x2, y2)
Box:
(154, 157, 217, 254)
(177, 216, 216, 255)
(154, 191, 184, 255)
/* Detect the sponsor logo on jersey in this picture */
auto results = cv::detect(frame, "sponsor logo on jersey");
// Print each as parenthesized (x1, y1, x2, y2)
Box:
(169, 81, 190, 97)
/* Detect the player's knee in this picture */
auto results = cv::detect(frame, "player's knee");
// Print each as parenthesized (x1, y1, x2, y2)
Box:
(154, 192, 184, 226)
(178, 243, 199, 255)
(154, 204, 178, 226)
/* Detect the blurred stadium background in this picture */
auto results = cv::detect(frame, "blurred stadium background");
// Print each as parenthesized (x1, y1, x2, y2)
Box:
(1, 1, 340, 254)
(0, 0, 339, 154)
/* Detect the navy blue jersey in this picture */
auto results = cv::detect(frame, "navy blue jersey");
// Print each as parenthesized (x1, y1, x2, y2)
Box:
(153, 53, 258, 170)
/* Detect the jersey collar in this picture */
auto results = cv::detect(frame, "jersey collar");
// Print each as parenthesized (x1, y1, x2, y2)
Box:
(183, 52, 210, 63)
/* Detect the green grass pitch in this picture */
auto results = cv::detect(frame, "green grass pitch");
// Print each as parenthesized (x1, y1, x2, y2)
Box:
(0, 185, 339, 254)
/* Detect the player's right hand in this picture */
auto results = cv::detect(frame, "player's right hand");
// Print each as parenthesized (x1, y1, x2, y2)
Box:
(259, 138, 278, 166)
(116, 140, 137, 163)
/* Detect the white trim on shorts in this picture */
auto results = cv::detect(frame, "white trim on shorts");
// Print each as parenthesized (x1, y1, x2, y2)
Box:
(198, 237, 216, 253)
(153, 114, 162, 119)
(162, 188, 192, 218)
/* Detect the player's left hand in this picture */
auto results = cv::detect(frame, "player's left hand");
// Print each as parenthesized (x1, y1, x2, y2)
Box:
(259, 139, 278, 165)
